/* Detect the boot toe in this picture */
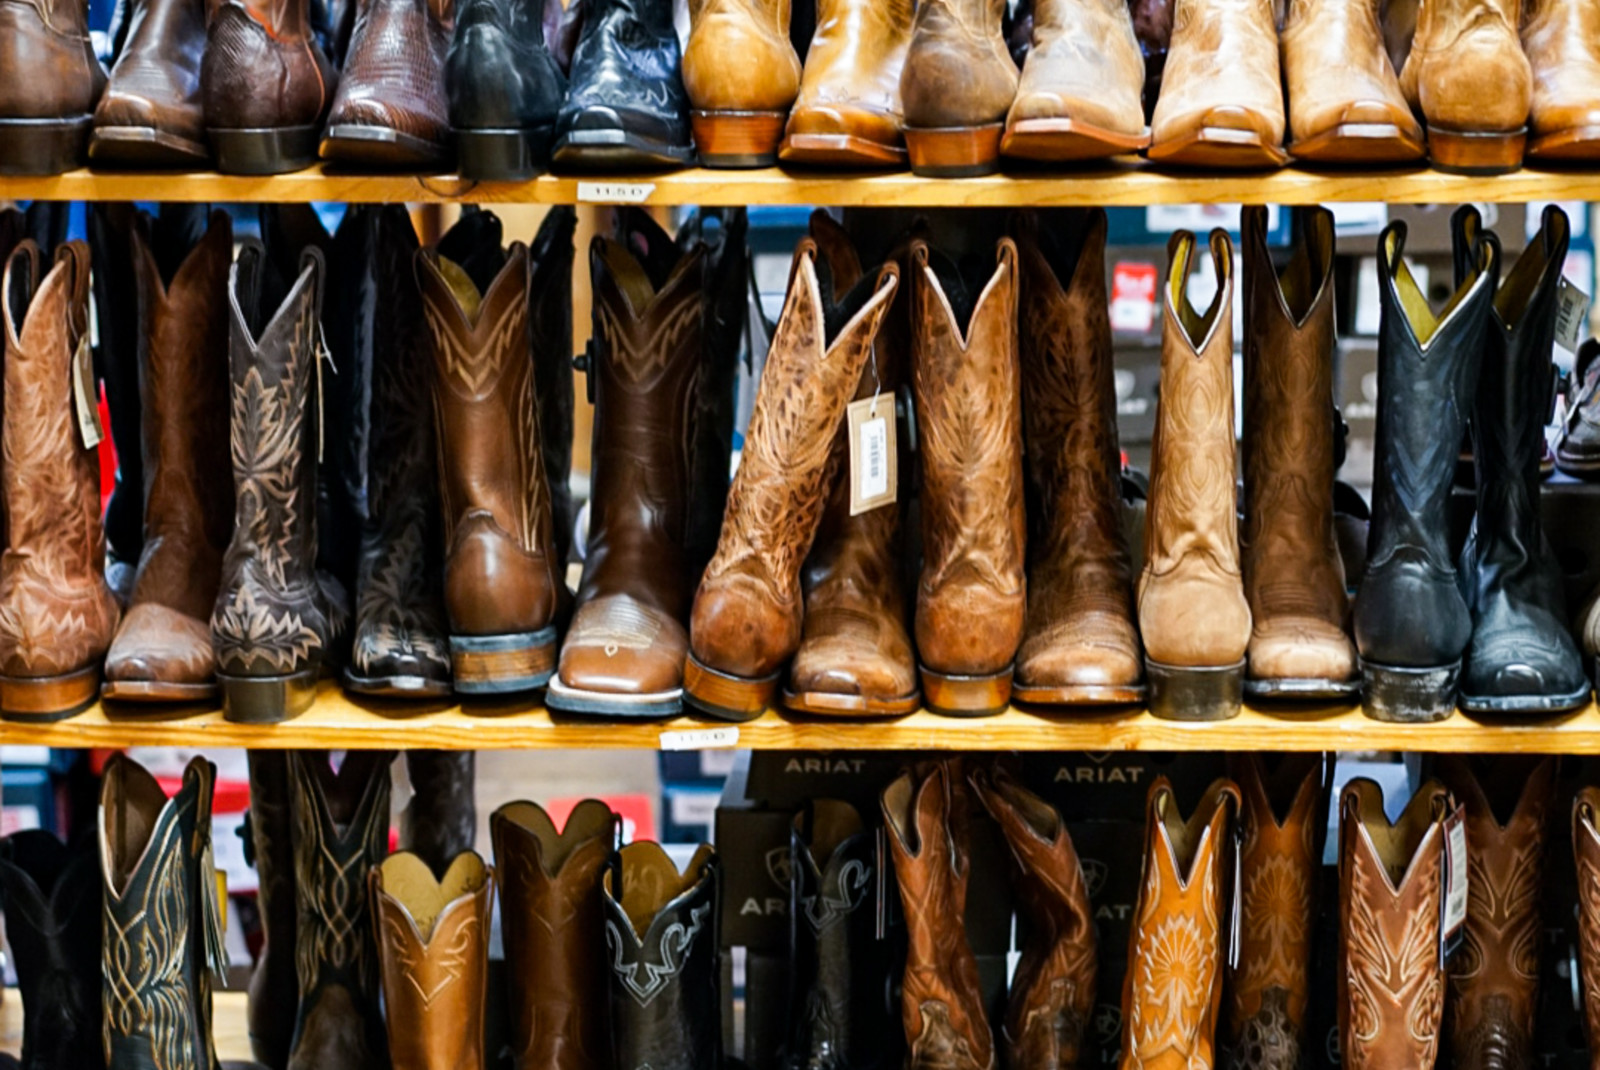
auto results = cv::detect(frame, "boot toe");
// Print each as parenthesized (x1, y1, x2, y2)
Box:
(350, 625, 451, 685)
(789, 627, 916, 702)
(690, 576, 798, 680)
(1247, 618, 1356, 684)
(558, 596, 688, 695)
(105, 604, 215, 685)
(1016, 620, 1144, 689)
(784, 103, 902, 148)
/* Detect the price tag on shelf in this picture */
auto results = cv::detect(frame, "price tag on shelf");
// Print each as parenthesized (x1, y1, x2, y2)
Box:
(659, 726, 741, 751)
(577, 181, 656, 205)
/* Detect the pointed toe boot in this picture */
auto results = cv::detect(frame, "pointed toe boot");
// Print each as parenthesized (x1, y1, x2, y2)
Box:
(492, 799, 618, 1070)
(685, 240, 900, 722)
(447, 0, 566, 178)
(899, 0, 1019, 175)
(1011, 210, 1144, 706)
(1523, 0, 1600, 160)
(103, 211, 235, 704)
(1573, 787, 1600, 1058)
(1456, 205, 1592, 714)
(1337, 777, 1451, 1070)
(1120, 776, 1240, 1070)
(779, 0, 913, 167)
(0, 241, 120, 722)
(912, 239, 1026, 717)
(1281, 0, 1422, 163)
(322, 0, 454, 168)
(245, 751, 298, 1070)
(1399, 0, 1529, 172)
(684, 0, 803, 166)
(1352, 220, 1497, 722)
(1241, 206, 1358, 701)
(201, 0, 337, 173)
(0, 0, 105, 174)
(90, 0, 210, 167)
(1147, 0, 1285, 168)
(1138, 229, 1250, 721)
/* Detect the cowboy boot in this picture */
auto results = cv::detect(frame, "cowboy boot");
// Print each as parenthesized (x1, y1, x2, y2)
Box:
(684, 0, 803, 166)
(447, 0, 567, 179)
(785, 799, 902, 1070)
(491, 799, 618, 1070)
(1241, 206, 1358, 700)
(1011, 210, 1143, 706)
(972, 769, 1096, 1070)
(1523, 0, 1600, 160)
(899, 0, 1018, 175)
(1337, 777, 1452, 1070)
(912, 238, 1026, 718)
(286, 751, 394, 1070)
(1559, 339, 1600, 480)
(0, 0, 105, 174)
(685, 237, 900, 722)
(245, 751, 298, 1070)
(400, 751, 476, 874)
(99, 755, 228, 1070)
(0, 241, 120, 722)
(371, 851, 494, 1070)
(1223, 755, 1328, 1070)
(1138, 229, 1250, 721)
(1574, 787, 1600, 1066)
(1455, 205, 1591, 714)
(90, 0, 210, 167)
(1398, 0, 1530, 171)
(1147, 0, 1286, 167)
(1119, 777, 1239, 1070)
(202, 0, 337, 172)
(784, 213, 919, 717)
(211, 242, 340, 723)
(321, 0, 456, 168)
(1280, 0, 1422, 162)
(417, 233, 564, 695)
(602, 842, 722, 1070)
(881, 764, 996, 1070)
(1352, 219, 1497, 722)
(779, 0, 912, 166)
(0, 831, 103, 1070)
(529, 207, 579, 570)
(1439, 756, 1556, 1070)
(102, 210, 235, 703)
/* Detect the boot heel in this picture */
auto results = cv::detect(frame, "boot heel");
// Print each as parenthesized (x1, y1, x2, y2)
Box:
(682, 656, 780, 721)
(449, 629, 557, 695)
(457, 127, 552, 181)
(1146, 659, 1243, 721)
(919, 665, 1012, 717)
(0, 116, 92, 175)
(1360, 660, 1460, 722)
(1427, 126, 1525, 175)
(0, 664, 101, 722)
(904, 124, 1004, 177)
(219, 669, 319, 724)
(691, 110, 787, 168)
(209, 126, 319, 175)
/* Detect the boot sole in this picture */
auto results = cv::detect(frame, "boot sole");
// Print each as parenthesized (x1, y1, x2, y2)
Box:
(1427, 125, 1525, 175)
(456, 125, 554, 180)
(210, 125, 319, 175)
(546, 674, 683, 717)
(779, 132, 906, 168)
(101, 678, 219, 703)
(88, 126, 210, 168)
(341, 668, 453, 700)
(1146, 121, 1289, 170)
(1359, 659, 1460, 722)
(1555, 450, 1600, 480)
(551, 128, 696, 170)
(320, 124, 450, 170)
(904, 123, 1004, 177)
(1458, 681, 1592, 715)
(1001, 118, 1150, 162)
(682, 655, 780, 722)
(449, 629, 556, 695)
(220, 669, 319, 723)
(1288, 122, 1425, 165)
(0, 115, 93, 175)
(0, 664, 102, 722)
(1010, 680, 1147, 706)
(1529, 124, 1600, 162)
(782, 687, 921, 717)
(1146, 658, 1244, 721)
(1244, 674, 1361, 702)
(919, 664, 1012, 717)
(691, 109, 786, 168)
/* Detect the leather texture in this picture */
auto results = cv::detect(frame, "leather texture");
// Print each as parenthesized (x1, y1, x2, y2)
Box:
(0, 240, 119, 681)
(555, 0, 692, 152)
(1351, 221, 1496, 670)
(684, 0, 803, 112)
(246, 750, 298, 1070)
(491, 799, 619, 1070)
(602, 842, 722, 1070)
(1337, 777, 1451, 1070)
(1013, 210, 1142, 695)
(1558, 339, 1600, 474)
(325, 0, 454, 144)
(104, 211, 235, 692)
(1119, 776, 1239, 1070)
(1006, 0, 1146, 138)
(399, 751, 477, 875)
(93, 0, 207, 149)
(1138, 229, 1250, 669)
(1149, 0, 1284, 150)
(881, 763, 996, 1070)
(0, 0, 105, 121)
(1398, 0, 1529, 133)
(1573, 787, 1600, 1063)
(1240, 206, 1356, 687)
(1280, 0, 1419, 150)
(911, 239, 1027, 679)
(371, 851, 494, 1070)
(201, 0, 336, 130)
(447, 0, 565, 132)
(1439, 757, 1555, 1070)
(782, 0, 912, 152)
(900, 0, 1018, 129)
(1523, 0, 1600, 144)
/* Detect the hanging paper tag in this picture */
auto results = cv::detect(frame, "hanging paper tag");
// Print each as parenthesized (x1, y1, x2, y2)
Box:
(1556, 276, 1592, 352)
(847, 393, 897, 516)
(201, 838, 232, 980)
(314, 323, 333, 465)
(1440, 805, 1469, 965)
(1228, 823, 1243, 969)
(71, 335, 103, 451)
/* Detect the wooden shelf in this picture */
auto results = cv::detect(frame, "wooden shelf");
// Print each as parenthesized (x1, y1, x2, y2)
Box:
(3, 164, 1599, 206)
(0, 682, 1597, 752)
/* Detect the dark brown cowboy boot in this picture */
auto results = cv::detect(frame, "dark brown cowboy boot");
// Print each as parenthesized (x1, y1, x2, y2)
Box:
(0, 240, 120, 722)
(0, 0, 106, 174)
(90, 0, 210, 166)
(1574, 787, 1600, 1066)
(400, 751, 476, 874)
(202, 0, 337, 173)
(321, 0, 455, 167)
(245, 750, 298, 1070)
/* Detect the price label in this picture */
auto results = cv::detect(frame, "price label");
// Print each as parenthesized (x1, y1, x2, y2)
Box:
(1440, 805, 1469, 964)
(847, 393, 897, 516)
(659, 726, 741, 751)
(577, 181, 656, 205)
(71, 335, 103, 450)
(1556, 276, 1591, 352)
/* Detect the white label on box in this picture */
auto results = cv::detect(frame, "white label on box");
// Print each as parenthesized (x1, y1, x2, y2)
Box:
(669, 790, 719, 828)
(577, 181, 656, 204)
(660, 726, 740, 751)
(699, 749, 738, 777)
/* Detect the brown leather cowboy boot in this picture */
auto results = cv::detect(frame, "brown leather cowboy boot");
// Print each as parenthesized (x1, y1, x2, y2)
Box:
(371, 851, 494, 1070)
(972, 768, 1096, 1070)
(201, 0, 337, 173)
(780, 0, 913, 166)
(1337, 777, 1451, 1070)
(103, 210, 234, 703)
(1119, 776, 1239, 1070)
(0, 241, 119, 721)
(246, 750, 298, 1070)
(912, 238, 1026, 717)
(491, 799, 618, 1070)
(0, 0, 105, 174)
(1574, 787, 1600, 1064)
(417, 238, 564, 695)
(685, 238, 900, 722)
(90, 0, 211, 167)
(1012, 210, 1143, 706)
(1439, 756, 1556, 1070)
(321, 0, 455, 167)
(881, 763, 996, 1070)
(1523, 0, 1600, 160)
(1399, 0, 1530, 172)
(899, 0, 1019, 175)
(399, 751, 476, 874)
(1280, 0, 1422, 162)
(1139, 229, 1250, 721)
(1223, 754, 1328, 1070)
(683, 0, 803, 165)
(1147, 0, 1285, 167)
(1241, 206, 1358, 701)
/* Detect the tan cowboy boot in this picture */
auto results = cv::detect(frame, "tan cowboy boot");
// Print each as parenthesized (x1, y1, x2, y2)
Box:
(1574, 787, 1600, 1067)
(1523, 0, 1600, 160)
(899, 0, 1019, 175)
(1398, 0, 1530, 172)
(780, 0, 913, 166)
(1281, 0, 1422, 162)
(683, 0, 803, 165)
(1147, 0, 1286, 167)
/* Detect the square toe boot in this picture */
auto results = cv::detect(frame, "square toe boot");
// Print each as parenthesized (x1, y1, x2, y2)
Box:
(1138, 229, 1250, 722)
(1351, 220, 1497, 722)
(371, 851, 494, 1070)
(201, 0, 337, 173)
(491, 799, 618, 1070)
(1336, 777, 1451, 1070)
(1119, 776, 1240, 1070)
(1011, 210, 1144, 706)
(0, 0, 105, 174)
(911, 239, 1026, 717)
(102, 211, 235, 704)
(683, 0, 803, 166)
(447, 0, 567, 178)
(779, 0, 913, 167)
(899, 0, 1019, 175)
(685, 240, 900, 722)
(89, 0, 211, 167)
(1280, 0, 1422, 163)
(1147, 0, 1286, 167)
(1523, 0, 1600, 160)
(321, 0, 454, 168)
(1398, 0, 1529, 172)
(0, 241, 120, 722)
(1572, 787, 1600, 1061)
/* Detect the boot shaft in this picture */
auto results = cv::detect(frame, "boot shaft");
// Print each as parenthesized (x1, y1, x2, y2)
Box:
(1572, 788, 1600, 1062)
(528, 207, 577, 566)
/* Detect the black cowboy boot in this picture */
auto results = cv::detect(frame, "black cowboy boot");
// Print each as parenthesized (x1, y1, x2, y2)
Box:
(1454, 204, 1592, 714)
(245, 751, 298, 1070)
(400, 751, 477, 874)
(447, 0, 568, 178)
(529, 206, 579, 569)
(0, 831, 103, 1070)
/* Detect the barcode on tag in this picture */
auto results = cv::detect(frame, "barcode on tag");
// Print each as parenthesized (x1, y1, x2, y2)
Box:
(861, 418, 888, 497)
(577, 181, 656, 204)
(1440, 806, 1469, 964)
(847, 393, 897, 516)
(1556, 276, 1591, 352)
(71, 335, 103, 450)
(659, 726, 740, 751)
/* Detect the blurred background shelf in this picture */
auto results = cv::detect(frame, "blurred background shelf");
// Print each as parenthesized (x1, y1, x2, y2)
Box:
(0, 990, 251, 1061)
